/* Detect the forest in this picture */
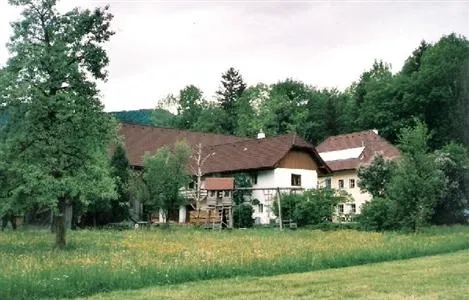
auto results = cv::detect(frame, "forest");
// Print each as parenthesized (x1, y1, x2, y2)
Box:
(114, 33, 468, 151)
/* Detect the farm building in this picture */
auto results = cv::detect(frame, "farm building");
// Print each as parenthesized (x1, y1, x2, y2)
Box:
(317, 130, 400, 221)
(118, 123, 331, 225)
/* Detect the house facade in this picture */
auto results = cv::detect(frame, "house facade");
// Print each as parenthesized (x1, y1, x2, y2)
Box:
(317, 130, 400, 220)
(118, 123, 330, 225)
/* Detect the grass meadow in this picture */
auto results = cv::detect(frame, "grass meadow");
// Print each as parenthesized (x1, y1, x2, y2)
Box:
(1, 226, 469, 299)
(86, 249, 469, 299)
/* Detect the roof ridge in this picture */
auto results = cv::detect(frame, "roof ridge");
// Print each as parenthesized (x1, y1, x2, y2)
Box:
(322, 129, 378, 141)
(119, 122, 245, 139)
(204, 132, 308, 149)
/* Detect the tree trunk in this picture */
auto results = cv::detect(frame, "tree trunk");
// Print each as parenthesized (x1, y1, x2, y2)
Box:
(55, 197, 67, 249)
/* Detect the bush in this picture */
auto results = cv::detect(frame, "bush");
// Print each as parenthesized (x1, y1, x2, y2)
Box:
(272, 189, 347, 227)
(357, 197, 395, 231)
(233, 203, 254, 228)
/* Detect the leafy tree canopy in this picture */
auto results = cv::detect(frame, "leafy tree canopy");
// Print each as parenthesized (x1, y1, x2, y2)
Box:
(0, 0, 116, 248)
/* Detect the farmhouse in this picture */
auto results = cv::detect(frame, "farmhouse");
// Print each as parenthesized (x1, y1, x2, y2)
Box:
(317, 130, 400, 220)
(119, 123, 330, 225)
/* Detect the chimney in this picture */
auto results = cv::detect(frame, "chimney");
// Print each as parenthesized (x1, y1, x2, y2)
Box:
(257, 130, 265, 139)
(372, 129, 378, 135)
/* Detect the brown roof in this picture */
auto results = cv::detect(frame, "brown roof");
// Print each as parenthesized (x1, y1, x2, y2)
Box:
(118, 123, 330, 175)
(118, 123, 247, 167)
(200, 134, 330, 174)
(204, 178, 234, 190)
(317, 130, 400, 172)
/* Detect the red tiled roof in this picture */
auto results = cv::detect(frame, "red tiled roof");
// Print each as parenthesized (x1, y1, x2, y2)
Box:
(118, 123, 247, 167)
(317, 130, 400, 171)
(204, 178, 234, 190)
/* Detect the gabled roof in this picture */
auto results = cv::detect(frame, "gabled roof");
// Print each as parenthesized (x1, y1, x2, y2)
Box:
(200, 134, 330, 174)
(118, 123, 330, 175)
(204, 178, 234, 190)
(317, 130, 400, 172)
(119, 123, 247, 167)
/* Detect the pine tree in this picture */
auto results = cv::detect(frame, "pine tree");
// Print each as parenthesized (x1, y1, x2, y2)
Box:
(216, 67, 247, 134)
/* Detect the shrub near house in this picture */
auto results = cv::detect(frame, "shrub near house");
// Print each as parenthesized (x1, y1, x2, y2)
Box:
(272, 189, 347, 227)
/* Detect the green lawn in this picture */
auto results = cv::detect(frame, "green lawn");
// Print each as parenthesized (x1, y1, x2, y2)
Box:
(1, 226, 469, 299)
(86, 250, 469, 300)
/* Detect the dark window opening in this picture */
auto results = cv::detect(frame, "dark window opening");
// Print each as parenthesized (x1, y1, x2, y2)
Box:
(338, 204, 344, 213)
(338, 179, 344, 189)
(291, 174, 301, 186)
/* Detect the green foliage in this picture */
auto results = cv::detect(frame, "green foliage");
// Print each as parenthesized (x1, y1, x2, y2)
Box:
(432, 142, 469, 224)
(401, 40, 431, 75)
(272, 189, 348, 227)
(233, 203, 254, 228)
(0, 0, 117, 247)
(216, 67, 247, 134)
(111, 109, 173, 126)
(347, 34, 469, 148)
(191, 103, 227, 134)
(387, 121, 445, 232)
(357, 197, 395, 231)
(109, 144, 131, 222)
(143, 141, 191, 222)
(232, 173, 252, 205)
(357, 155, 395, 198)
(235, 84, 269, 137)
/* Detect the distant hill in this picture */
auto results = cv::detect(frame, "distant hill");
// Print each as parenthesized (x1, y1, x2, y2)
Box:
(110, 109, 174, 127)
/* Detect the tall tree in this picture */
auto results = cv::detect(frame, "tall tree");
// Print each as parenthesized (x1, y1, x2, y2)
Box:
(143, 141, 190, 224)
(259, 79, 309, 137)
(401, 40, 431, 76)
(0, 0, 116, 248)
(387, 121, 445, 232)
(235, 83, 269, 137)
(412, 33, 469, 149)
(175, 85, 204, 129)
(216, 67, 247, 134)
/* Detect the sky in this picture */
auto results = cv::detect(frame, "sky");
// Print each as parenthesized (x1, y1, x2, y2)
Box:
(0, 1, 468, 112)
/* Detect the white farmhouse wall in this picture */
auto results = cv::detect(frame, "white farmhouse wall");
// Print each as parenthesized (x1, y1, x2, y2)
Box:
(319, 170, 372, 216)
(251, 168, 318, 224)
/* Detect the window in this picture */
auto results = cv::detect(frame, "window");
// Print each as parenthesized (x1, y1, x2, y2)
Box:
(224, 190, 230, 197)
(291, 174, 301, 186)
(349, 179, 355, 189)
(351, 204, 356, 213)
(338, 179, 344, 189)
(258, 203, 264, 213)
(338, 204, 344, 214)
(217, 191, 222, 198)
(251, 173, 258, 185)
(188, 181, 195, 189)
(210, 191, 215, 197)
(325, 178, 332, 189)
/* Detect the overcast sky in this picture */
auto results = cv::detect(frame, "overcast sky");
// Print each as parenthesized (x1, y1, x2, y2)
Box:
(0, 1, 468, 112)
